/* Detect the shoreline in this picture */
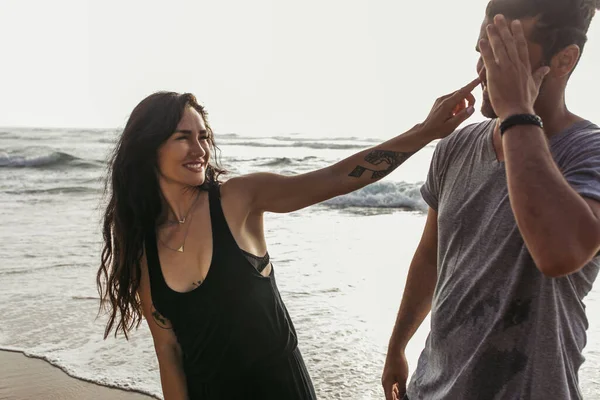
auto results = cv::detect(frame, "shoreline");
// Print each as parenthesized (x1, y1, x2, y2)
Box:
(0, 349, 158, 400)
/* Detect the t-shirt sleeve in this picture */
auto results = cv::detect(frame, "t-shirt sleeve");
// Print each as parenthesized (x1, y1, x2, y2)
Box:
(420, 123, 484, 211)
(561, 132, 600, 202)
(420, 140, 445, 211)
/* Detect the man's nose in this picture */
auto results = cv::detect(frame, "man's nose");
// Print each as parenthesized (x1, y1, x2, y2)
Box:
(477, 59, 486, 80)
(476, 58, 484, 73)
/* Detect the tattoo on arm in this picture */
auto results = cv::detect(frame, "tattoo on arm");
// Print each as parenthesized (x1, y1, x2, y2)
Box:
(349, 150, 415, 180)
(151, 305, 173, 330)
(348, 166, 368, 178)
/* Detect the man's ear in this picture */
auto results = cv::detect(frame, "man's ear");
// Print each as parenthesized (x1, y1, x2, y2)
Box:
(549, 44, 581, 78)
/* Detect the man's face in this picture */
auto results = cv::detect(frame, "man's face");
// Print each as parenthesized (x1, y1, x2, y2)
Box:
(476, 15, 545, 118)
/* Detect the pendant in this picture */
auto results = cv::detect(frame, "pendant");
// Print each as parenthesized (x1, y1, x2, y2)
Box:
(178, 217, 185, 224)
(177, 245, 184, 253)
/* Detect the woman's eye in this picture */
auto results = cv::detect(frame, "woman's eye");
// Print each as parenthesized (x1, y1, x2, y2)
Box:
(176, 136, 187, 141)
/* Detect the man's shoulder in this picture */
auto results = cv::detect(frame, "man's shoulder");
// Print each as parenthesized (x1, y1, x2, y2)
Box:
(436, 119, 495, 153)
(552, 120, 600, 154)
(574, 120, 600, 139)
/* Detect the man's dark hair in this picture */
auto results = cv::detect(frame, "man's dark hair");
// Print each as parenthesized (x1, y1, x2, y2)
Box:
(487, 0, 600, 63)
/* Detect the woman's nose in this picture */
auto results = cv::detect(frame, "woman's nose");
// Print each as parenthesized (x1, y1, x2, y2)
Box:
(190, 140, 206, 157)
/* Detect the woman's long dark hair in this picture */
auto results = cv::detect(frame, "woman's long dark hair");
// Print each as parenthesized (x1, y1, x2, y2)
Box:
(97, 92, 226, 339)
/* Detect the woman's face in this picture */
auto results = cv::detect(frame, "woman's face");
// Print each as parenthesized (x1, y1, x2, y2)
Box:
(157, 106, 211, 188)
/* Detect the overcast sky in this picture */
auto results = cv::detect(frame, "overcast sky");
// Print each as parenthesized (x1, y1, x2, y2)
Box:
(1, 0, 599, 138)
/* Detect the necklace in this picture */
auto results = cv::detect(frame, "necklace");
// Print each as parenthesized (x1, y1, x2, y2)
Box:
(159, 191, 201, 253)
(159, 210, 194, 253)
(167, 190, 201, 225)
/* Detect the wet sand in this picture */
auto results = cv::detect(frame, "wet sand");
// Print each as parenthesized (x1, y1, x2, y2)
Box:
(0, 350, 157, 400)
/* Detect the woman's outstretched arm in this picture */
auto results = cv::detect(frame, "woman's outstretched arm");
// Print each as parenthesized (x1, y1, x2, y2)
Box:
(228, 79, 479, 214)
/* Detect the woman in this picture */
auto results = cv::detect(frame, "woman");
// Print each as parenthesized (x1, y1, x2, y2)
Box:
(97, 79, 478, 400)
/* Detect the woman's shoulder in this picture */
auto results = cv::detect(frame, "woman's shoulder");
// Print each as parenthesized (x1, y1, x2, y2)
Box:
(218, 176, 257, 216)
(220, 175, 255, 200)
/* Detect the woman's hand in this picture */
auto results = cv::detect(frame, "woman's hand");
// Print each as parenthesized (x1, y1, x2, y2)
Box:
(419, 77, 480, 140)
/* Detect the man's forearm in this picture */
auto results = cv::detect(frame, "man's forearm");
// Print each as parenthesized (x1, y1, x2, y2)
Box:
(388, 243, 438, 351)
(503, 125, 600, 276)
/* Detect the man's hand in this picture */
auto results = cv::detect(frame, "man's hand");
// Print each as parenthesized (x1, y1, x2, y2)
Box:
(382, 348, 409, 400)
(479, 14, 550, 120)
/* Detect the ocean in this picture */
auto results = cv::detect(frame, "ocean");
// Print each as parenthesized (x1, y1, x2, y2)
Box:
(1, 127, 599, 399)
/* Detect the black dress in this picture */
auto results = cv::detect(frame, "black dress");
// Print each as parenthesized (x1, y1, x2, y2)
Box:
(145, 184, 317, 399)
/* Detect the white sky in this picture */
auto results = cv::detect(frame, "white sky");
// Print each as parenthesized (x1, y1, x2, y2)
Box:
(1, 0, 599, 138)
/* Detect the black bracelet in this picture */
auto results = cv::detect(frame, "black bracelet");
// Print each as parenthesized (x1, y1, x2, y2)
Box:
(499, 114, 543, 136)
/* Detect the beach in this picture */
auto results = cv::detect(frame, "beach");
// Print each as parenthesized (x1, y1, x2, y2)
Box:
(0, 350, 154, 400)
(1, 127, 599, 399)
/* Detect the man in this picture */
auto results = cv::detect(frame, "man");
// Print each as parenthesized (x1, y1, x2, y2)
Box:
(382, 0, 600, 399)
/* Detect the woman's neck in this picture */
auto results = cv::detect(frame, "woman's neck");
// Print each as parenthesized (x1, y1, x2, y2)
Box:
(158, 180, 201, 226)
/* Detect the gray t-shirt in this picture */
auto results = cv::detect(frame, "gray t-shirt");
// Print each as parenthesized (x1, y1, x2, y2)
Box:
(407, 119, 600, 400)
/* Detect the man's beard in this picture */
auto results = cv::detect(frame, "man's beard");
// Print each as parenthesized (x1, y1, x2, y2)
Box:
(481, 97, 497, 119)
(481, 79, 547, 119)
